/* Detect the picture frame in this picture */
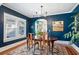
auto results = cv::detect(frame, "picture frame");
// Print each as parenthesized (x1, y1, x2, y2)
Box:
(4, 12, 26, 42)
(52, 21, 64, 31)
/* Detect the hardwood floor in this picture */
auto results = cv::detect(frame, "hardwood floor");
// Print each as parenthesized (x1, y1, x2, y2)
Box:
(54, 44, 79, 55)
(0, 41, 79, 55)
(0, 41, 27, 55)
(65, 46, 79, 55)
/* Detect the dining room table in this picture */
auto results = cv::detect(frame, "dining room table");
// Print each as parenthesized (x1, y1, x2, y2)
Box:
(33, 37, 57, 54)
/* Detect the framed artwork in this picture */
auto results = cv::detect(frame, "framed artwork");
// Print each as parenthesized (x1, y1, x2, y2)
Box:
(4, 13, 17, 42)
(17, 18, 26, 38)
(52, 21, 64, 31)
(6, 19, 16, 38)
(4, 12, 26, 42)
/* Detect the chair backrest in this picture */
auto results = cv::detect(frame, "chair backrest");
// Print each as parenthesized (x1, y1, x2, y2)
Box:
(42, 32, 48, 40)
(27, 33, 33, 40)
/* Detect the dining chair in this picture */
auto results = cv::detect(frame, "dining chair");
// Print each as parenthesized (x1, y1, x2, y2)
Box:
(33, 36, 41, 55)
(40, 32, 49, 54)
(27, 33, 33, 50)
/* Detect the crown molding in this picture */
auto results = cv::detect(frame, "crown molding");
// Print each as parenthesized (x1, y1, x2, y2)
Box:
(68, 4, 79, 13)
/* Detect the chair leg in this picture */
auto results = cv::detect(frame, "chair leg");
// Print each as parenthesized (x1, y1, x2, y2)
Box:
(33, 42, 40, 55)
(27, 40, 30, 50)
(27, 40, 33, 50)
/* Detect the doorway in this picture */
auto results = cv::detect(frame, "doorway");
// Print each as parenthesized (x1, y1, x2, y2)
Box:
(35, 19, 47, 38)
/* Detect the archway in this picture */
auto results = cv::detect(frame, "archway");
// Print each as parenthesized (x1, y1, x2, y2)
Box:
(35, 19, 47, 38)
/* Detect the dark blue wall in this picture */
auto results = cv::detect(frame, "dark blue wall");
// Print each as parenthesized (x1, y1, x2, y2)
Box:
(0, 6, 4, 46)
(28, 5, 79, 41)
(0, 5, 30, 47)
(72, 5, 79, 47)
(29, 13, 77, 41)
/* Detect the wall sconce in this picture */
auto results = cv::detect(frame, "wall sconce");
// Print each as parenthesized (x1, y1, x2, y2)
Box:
(49, 29, 51, 32)
(31, 25, 34, 29)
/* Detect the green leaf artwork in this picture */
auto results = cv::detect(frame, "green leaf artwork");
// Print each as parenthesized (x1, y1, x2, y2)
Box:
(64, 14, 79, 44)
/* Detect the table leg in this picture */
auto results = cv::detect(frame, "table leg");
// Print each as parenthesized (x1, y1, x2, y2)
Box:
(52, 41, 54, 54)
(48, 41, 51, 52)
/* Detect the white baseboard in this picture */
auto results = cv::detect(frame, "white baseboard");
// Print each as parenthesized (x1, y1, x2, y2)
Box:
(54, 40, 70, 45)
(71, 44, 79, 53)
(0, 40, 26, 52)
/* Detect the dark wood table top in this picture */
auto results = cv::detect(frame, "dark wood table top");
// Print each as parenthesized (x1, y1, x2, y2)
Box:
(33, 37, 57, 42)
(33, 37, 57, 54)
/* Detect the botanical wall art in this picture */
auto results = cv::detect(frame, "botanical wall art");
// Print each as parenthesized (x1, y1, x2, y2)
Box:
(64, 13, 79, 44)
(52, 21, 64, 31)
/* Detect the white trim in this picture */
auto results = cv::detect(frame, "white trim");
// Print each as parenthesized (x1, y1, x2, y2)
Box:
(68, 4, 79, 13)
(54, 40, 70, 45)
(0, 39, 26, 52)
(71, 44, 79, 53)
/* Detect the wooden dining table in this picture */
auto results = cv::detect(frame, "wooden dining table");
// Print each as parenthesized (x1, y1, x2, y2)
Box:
(33, 37, 57, 54)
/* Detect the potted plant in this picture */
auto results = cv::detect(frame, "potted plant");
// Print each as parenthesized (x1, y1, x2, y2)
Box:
(36, 31, 44, 38)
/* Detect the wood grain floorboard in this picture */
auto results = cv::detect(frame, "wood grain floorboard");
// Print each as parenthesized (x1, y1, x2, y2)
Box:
(0, 41, 27, 55)
(0, 42, 79, 55)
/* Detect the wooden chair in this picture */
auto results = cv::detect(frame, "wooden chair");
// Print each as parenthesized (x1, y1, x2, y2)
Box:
(42, 32, 48, 46)
(40, 32, 49, 54)
(27, 33, 33, 50)
(33, 36, 41, 54)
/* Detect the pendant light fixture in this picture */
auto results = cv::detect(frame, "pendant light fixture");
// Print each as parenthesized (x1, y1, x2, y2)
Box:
(40, 5, 48, 17)
(41, 5, 43, 17)
(33, 5, 48, 18)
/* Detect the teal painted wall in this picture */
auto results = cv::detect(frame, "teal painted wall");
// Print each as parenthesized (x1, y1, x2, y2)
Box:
(28, 5, 79, 41)
(71, 5, 79, 47)
(0, 5, 30, 47)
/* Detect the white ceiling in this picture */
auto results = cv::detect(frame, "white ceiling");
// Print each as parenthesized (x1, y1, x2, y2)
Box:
(0, 3, 2, 6)
(3, 3, 78, 18)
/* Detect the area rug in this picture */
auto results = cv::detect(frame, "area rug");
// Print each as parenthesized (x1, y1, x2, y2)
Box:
(7, 44, 70, 55)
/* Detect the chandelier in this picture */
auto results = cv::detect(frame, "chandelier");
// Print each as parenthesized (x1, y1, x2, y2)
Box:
(33, 5, 48, 18)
